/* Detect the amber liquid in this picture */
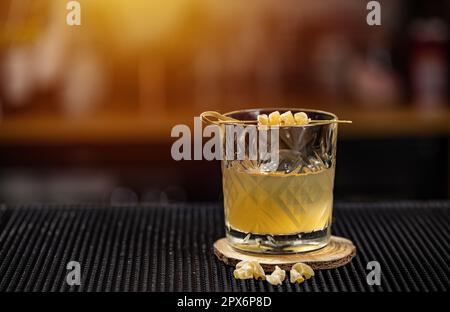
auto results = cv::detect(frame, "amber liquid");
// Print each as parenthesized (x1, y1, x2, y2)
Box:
(223, 166, 335, 235)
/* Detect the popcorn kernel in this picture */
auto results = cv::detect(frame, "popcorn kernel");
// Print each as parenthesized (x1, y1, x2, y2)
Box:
(289, 269, 305, 284)
(290, 262, 314, 283)
(257, 114, 269, 126)
(280, 111, 296, 125)
(233, 264, 254, 280)
(268, 111, 281, 125)
(294, 112, 309, 125)
(266, 266, 286, 285)
(291, 262, 314, 279)
(234, 260, 266, 280)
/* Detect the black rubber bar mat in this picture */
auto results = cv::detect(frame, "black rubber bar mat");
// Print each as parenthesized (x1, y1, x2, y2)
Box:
(0, 201, 448, 292)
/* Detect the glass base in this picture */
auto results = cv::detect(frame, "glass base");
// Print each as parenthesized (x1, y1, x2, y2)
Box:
(226, 226, 331, 254)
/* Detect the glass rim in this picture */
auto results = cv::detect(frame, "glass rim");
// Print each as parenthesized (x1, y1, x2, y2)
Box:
(223, 108, 338, 128)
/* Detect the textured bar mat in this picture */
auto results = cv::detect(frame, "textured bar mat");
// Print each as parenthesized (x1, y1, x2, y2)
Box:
(0, 201, 448, 292)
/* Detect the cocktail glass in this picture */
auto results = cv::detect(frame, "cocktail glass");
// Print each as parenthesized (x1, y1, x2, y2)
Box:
(221, 108, 338, 253)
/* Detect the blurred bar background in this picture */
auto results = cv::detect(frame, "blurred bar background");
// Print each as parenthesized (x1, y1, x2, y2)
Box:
(0, 0, 449, 203)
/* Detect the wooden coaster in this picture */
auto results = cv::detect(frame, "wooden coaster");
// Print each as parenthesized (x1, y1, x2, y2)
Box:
(214, 236, 356, 272)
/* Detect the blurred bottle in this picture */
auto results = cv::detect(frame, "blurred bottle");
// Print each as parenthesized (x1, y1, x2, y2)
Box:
(348, 43, 402, 108)
(409, 19, 448, 108)
(2, 47, 34, 109)
(60, 48, 105, 119)
(1, 0, 68, 114)
(1, 0, 40, 112)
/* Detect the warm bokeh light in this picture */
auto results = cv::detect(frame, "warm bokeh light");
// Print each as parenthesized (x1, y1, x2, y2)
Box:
(0, 0, 449, 203)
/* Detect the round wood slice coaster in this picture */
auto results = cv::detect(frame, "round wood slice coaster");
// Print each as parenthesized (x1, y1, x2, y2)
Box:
(214, 236, 356, 272)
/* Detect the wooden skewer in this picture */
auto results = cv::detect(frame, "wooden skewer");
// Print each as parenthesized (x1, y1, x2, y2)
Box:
(200, 111, 352, 125)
